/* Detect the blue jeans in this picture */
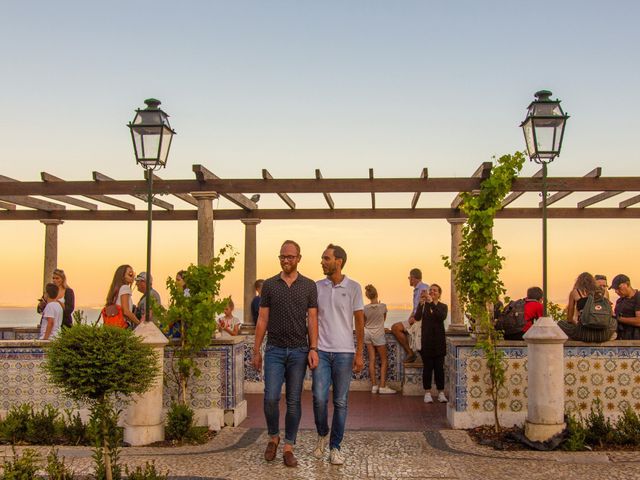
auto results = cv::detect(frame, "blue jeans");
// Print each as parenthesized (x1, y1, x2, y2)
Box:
(263, 345, 308, 445)
(312, 351, 354, 450)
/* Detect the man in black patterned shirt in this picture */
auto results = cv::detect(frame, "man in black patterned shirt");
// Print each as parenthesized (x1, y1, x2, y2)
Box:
(252, 240, 319, 467)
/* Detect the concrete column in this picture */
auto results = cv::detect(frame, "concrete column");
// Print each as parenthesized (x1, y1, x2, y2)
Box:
(40, 220, 64, 291)
(241, 219, 261, 326)
(523, 316, 568, 442)
(446, 218, 468, 335)
(124, 321, 169, 446)
(192, 192, 218, 266)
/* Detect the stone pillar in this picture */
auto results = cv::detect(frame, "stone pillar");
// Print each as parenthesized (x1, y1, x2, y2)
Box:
(523, 316, 568, 442)
(446, 218, 468, 335)
(40, 220, 64, 291)
(241, 219, 261, 326)
(124, 321, 169, 446)
(192, 192, 218, 266)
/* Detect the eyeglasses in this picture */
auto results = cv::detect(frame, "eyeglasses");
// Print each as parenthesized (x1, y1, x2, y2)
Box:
(278, 255, 298, 261)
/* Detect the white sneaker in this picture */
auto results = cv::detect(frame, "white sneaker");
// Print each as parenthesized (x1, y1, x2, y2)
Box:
(378, 386, 396, 394)
(437, 391, 448, 403)
(423, 392, 433, 403)
(313, 434, 328, 459)
(371, 385, 379, 393)
(330, 448, 345, 465)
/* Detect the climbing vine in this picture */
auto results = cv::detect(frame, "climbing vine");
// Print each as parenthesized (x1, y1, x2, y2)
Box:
(444, 151, 525, 431)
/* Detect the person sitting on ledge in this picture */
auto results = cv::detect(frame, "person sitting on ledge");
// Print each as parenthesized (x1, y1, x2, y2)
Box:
(502, 287, 543, 341)
(391, 268, 428, 363)
(558, 272, 617, 342)
(610, 274, 640, 340)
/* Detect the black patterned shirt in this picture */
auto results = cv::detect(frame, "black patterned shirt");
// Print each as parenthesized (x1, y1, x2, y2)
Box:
(260, 272, 318, 348)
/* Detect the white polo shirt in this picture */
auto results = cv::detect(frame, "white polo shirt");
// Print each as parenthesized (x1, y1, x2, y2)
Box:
(316, 275, 364, 353)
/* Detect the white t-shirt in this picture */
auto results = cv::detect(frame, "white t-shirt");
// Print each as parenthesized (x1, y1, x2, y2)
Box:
(116, 285, 134, 311)
(316, 276, 364, 353)
(217, 315, 241, 338)
(39, 301, 63, 340)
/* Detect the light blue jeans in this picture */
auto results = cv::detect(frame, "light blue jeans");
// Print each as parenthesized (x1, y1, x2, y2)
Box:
(263, 345, 309, 445)
(312, 350, 354, 450)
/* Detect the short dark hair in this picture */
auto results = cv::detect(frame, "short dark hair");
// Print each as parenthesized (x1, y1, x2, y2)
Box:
(430, 283, 442, 295)
(45, 283, 59, 299)
(409, 268, 422, 280)
(527, 286, 543, 301)
(327, 244, 347, 268)
(254, 279, 264, 290)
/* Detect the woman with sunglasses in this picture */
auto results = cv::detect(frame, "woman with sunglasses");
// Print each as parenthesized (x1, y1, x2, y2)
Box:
(37, 268, 75, 328)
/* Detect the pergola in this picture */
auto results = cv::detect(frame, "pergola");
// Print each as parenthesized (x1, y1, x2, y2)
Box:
(1, 163, 639, 330)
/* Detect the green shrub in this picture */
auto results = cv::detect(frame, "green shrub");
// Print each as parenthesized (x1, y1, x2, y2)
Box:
(0, 404, 31, 444)
(26, 404, 62, 444)
(124, 462, 167, 480)
(583, 399, 612, 447)
(563, 413, 587, 451)
(0, 448, 40, 480)
(45, 449, 75, 480)
(61, 410, 87, 446)
(165, 403, 194, 442)
(610, 406, 640, 446)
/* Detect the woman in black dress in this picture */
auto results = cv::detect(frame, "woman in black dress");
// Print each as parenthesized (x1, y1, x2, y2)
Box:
(415, 284, 448, 403)
(38, 268, 75, 328)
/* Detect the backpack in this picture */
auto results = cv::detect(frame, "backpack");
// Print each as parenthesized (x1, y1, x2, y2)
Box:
(579, 294, 612, 330)
(102, 304, 128, 329)
(494, 299, 527, 335)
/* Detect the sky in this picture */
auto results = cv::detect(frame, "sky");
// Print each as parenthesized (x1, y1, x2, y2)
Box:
(1, 1, 639, 311)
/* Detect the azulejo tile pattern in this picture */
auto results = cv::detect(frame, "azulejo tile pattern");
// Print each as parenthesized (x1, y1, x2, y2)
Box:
(447, 337, 640, 420)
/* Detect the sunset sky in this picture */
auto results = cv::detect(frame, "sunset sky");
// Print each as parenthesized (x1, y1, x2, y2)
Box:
(1, 1, 639, 310)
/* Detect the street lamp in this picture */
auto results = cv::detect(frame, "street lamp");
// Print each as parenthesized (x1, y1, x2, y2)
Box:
(128, 98, 176, 322)
(520, 90, 569, 316)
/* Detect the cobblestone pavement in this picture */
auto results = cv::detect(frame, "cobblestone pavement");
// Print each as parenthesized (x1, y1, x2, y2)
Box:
(3, 428, 640, 480)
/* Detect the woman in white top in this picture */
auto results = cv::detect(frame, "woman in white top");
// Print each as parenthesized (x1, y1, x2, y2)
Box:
(105, 264, 139, 328)
(364, 285, 395, 394)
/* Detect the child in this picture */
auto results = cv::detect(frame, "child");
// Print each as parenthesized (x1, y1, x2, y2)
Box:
(39, 283, 64, 340)
(364, 285, 395, 394)
(218, 298, 241, 337)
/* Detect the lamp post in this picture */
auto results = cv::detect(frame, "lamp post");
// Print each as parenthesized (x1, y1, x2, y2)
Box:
(128, 98, 176, 322)
(520, 90, 569, 316)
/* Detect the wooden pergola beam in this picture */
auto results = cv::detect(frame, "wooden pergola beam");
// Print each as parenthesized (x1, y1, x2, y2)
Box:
(542, 167, 602, 207)
(620, 194, 640, 209)
(501, 167, 543, 208)
(451, 162, 492, 209)
(370, 169, 375, 210)
(262, 169, 296, 209)
(3, 207, 640, 222)
(41, 172, 136, 211)
(39, 172, 99, 210)
(192, 165, 258, 211)
(577, 191, 623, 209)
(410, 168, 429, 209)
(151, 173, 197, 206)
(316, 169, 335, 209)
(0, 175, 66, 211)
(0, 200, 16, 210)
(0, 176, 638, 196)
(93, 171, 174, 211)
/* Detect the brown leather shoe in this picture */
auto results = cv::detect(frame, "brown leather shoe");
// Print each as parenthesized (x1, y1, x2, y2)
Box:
(264, 440, 279, 461)
(283, 450, 298, 467)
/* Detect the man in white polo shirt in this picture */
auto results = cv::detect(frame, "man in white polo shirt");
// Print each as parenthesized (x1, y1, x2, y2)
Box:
(312, 244, 364, 465)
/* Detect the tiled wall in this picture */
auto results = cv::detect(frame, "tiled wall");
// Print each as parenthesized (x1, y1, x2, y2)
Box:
(446, 337, 640, 428)
(0, 338, 244, 414)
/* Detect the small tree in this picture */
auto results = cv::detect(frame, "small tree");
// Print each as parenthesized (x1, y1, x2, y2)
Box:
(44, 325, 159, 480)
(444, 152, 525, 432)
(154, 246, 236, 406)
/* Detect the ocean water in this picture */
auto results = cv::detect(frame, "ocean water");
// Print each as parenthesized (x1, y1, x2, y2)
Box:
(0, 307, 436, 330)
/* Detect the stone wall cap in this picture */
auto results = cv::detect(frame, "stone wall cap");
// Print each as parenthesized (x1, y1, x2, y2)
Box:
(133, 321, 170, 346)
(211, 335, 246, 345)
(523, 317, 568, 343)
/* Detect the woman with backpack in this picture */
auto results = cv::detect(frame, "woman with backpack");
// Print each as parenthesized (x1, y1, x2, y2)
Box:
(558, 272, 617, 342)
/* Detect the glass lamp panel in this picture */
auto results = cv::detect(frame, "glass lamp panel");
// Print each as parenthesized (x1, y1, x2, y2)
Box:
(158, 126, 174, 165)
(533, 117, 565, 156)
(522, 118, 536, 157)
(135, 110, 163, 126)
